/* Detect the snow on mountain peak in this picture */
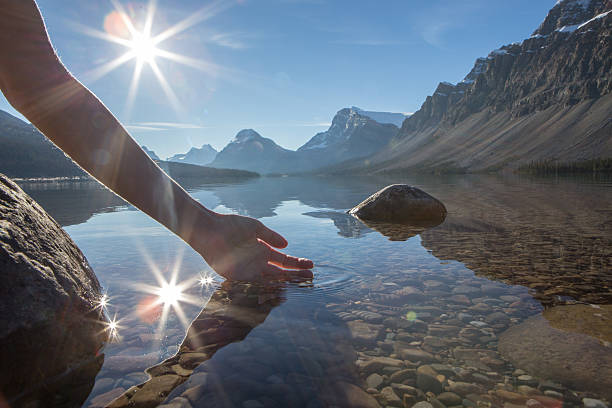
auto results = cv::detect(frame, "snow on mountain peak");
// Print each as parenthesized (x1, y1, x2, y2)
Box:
(232, 129, 261, 143)
(555, 0, 592, 8)
(141, 145, 160, 160)
(535, 0, 607, 36)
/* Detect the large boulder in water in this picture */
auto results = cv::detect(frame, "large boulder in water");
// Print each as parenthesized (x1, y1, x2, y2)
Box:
(349, 184, 447, 225)
(0, 174, 107, 405)
(499, 304, 612, 400)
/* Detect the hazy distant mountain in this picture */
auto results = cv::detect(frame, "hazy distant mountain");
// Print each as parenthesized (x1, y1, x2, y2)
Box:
(351, 107, 410, 127)
(210, 109, 400, 174)
(141, 145, 160, 161)
(0, 110, 86, 178)
(167, 144, 217, 166)
(210, 129, 297, 174)
(329, 0, 612, 174)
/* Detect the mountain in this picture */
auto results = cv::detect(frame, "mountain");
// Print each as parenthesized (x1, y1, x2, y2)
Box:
(210, 129, 297, 174)
(333, 0, 612, 174)
(210, 109, 400, 174)
(351, 107, 410, 127)
(0, 110, 86, 178)
(141, 145, 160, 161)
(167, 144, 218, 166)
(297, 107, 399, 171)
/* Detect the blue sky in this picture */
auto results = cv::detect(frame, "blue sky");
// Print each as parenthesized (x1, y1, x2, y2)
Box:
(1, 0, 554, 159)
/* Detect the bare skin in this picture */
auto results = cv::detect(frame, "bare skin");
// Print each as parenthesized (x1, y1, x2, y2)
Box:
(0, 0, 313, 281)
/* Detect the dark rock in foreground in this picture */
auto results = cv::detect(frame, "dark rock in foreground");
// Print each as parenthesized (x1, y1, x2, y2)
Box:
(349, 184, 447, 225)
(0, 173, 107, 406)
(499, 304, 612, 400)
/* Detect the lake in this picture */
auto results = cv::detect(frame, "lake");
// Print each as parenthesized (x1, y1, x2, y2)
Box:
(16, 174, 612, 408)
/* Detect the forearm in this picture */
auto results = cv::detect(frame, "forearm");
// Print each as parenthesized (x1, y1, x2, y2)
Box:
(19, 71, 219, 246)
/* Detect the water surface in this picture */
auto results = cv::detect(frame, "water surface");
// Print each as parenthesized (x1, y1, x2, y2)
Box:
(16, 174, 612, 407)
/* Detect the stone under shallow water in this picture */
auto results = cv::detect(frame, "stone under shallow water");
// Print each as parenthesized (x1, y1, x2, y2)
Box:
(0, 174, 107, 406)
(498, 304, 612, 400)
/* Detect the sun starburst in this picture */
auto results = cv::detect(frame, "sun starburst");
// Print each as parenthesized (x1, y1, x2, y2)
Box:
(74, 0, 235, 117)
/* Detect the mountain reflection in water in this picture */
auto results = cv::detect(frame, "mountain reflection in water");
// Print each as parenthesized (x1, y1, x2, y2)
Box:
(13, 174, 612, 407)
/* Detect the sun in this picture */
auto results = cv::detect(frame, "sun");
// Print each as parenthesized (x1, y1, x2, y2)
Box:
(75, 0, 235, 117)
(130, 32, 158, 63)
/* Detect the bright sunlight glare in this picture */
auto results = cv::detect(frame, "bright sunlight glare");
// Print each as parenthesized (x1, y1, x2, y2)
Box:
(75, 0, 234, 117)
(104, 314, 121, 341)
(130, 32, 158, 63)
(156, 281, 183, 306)
(199, 274, 214, 287)
(99, 294, 108, 307)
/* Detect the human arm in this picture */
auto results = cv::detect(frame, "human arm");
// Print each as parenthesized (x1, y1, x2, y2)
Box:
(0, 0, 313, 280)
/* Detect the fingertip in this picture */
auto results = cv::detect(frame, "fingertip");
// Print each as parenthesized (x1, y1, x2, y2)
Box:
(260, 225, 287, 248)
(301, 258, 314, 269)
(278, 235, 288, 248)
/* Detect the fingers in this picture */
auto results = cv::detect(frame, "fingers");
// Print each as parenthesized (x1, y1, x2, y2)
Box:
(267, 246, 314, 270)
(255, 222, 287, 249)
(264, 264, 313, 280)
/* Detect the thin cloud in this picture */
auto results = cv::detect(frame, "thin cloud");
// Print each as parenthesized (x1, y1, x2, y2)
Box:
(295, 122, 331, 127)
(208, 32, 248, 49)
(415, 0, 487, 48)
(135, 122, 208, 129)
(255, 122, 331, 128)
(125, 125, 166, 131)
(331, 39, 411, 46)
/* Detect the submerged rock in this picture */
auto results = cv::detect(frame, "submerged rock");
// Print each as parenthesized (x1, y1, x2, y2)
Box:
(349, 184, 447, 224)
(0, 174, 107, 405)
(499, 304, 612, 400)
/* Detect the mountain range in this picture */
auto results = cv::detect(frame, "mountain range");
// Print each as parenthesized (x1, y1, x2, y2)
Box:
(328, 0, 612, 174)
(208, 107, 401, 174)
(1, 0, 609, 178)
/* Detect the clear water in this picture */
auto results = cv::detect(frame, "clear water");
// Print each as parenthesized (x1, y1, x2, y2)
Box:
(16, 175, 612, 408)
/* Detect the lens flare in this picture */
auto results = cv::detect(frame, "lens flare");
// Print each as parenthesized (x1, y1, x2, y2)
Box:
(156, 281, 183, 306)
(104, 314, 122, 341)
(199, 273, 214, 287)
(99, 294, 109, 307)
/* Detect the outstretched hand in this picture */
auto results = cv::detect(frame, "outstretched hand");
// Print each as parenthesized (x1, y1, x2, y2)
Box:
(193, 213, 313, 281)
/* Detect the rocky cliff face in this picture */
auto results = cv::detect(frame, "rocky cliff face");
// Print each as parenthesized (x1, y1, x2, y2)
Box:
(351, 0, 612, 174)
(409, 0, 611, 127)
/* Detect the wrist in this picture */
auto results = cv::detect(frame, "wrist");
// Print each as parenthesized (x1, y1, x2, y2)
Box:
(182, 203, 221, 258)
